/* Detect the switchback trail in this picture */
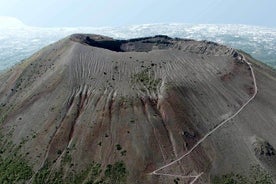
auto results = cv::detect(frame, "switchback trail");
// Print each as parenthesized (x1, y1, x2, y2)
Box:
(150, 57, 258, 184)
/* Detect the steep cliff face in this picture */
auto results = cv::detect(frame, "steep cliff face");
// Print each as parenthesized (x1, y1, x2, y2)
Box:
(0, 34, 275, 184)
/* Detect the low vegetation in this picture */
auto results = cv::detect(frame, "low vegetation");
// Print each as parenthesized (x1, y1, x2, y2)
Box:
(131, 67, 161, 92)
(71, 162, 102, 184)
(33, 160, 127, 184)
(0, 154, 33, 184)
(213, 164, 274, 184)
(0, 133, 127, 184)
(0, 135, 33, 184)
(103, 161, 127, 184)
(33, 163, 63, 184)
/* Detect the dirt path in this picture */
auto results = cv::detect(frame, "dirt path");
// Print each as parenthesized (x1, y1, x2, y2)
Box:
(150, 57, 258, 183)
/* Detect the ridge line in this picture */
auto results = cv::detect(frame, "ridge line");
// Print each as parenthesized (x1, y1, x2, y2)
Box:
(149, 55, 258, 184)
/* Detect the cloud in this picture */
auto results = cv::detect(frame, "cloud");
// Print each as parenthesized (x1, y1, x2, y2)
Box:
(0, 16, 26, 28)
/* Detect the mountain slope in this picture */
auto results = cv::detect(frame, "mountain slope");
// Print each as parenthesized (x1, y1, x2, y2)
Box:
(0, 34, 275, 184)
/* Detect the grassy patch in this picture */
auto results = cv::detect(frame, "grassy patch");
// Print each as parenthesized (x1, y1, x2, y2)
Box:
(71, 162, 102, 184)
(33, 163, 63, 184)
(0, 155, 33, 184)
(0, 134, 33, 184)
(0, 131, 127, 184)
(131, 68, 161, 92)
(103, 161, 127, 184)
(0, 105, 14, 125)
(213, 164, 273, 184)
(61, 150, 72, 165)
(33, 161, 128, 184)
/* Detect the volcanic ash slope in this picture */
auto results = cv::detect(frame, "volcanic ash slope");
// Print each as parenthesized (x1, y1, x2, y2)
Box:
(0, 34, 275, 184)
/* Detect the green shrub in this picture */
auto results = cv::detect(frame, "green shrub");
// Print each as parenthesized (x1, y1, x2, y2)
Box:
(0, 155, 33, 183)
(72, 162, 102, 184)
(103, 161, 127, 184)
(213, 165, 273, 184)
(213, 173, 247, 184)
(131, 68, 161, 92)
(116, 144, 122, 151)
(33, 160, 127, 184)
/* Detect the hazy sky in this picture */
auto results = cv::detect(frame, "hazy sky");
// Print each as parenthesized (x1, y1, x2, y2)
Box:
(0, 0, 275, 27)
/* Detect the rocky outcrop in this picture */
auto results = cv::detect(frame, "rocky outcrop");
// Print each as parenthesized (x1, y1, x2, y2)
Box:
(253, 137, 275, 157)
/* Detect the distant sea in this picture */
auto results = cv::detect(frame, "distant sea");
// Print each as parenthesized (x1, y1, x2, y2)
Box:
(0, 23, 276, 71)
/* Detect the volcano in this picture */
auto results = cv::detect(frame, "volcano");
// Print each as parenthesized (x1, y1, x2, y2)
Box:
(0, 34, 275, 184)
